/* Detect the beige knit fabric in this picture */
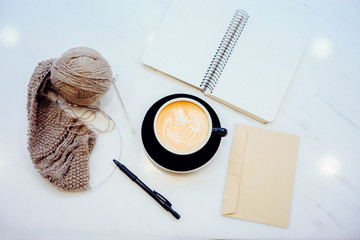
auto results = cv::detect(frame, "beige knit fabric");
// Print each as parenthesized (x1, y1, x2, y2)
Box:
(27, 59, 97, 191)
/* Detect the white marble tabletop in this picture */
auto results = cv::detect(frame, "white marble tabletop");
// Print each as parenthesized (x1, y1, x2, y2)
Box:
(1, 0, 359, 239)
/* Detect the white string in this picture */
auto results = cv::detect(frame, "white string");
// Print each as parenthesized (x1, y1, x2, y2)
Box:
(90, 117, 122, 189)
(90, 80, 132, 189)
(113, 76, 136, 133)
(89, 80, 133, 189)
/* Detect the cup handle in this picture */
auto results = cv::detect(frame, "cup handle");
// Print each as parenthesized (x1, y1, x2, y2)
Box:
(212, 127, 227, 137)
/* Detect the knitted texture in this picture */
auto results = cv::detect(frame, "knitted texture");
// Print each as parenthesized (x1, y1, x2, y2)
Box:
(27, 59, 97, 191)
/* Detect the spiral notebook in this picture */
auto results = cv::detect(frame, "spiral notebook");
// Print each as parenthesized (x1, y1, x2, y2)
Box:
(143, 0, 305, 123)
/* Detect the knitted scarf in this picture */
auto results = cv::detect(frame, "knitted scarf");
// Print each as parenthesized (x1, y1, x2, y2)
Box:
(27, 59, 97, 191)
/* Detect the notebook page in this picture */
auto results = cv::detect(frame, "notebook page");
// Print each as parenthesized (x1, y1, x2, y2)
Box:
(142, 0, 236, 88)
(211, 15, 305, 122)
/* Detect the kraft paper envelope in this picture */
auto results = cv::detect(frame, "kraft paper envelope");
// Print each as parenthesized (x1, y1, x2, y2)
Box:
(222, 124, 299, 228)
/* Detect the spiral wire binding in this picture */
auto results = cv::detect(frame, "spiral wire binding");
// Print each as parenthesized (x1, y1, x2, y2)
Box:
(201, 10, 249, 93)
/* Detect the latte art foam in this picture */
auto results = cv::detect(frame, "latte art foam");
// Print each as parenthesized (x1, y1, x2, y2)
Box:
(155, 101, 210, 154)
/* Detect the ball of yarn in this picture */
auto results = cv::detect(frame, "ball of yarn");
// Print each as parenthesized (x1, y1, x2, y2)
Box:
(50, 47, 113, 106)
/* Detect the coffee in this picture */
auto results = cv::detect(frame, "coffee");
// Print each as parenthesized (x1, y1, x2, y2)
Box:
(154, 99, 211, 154)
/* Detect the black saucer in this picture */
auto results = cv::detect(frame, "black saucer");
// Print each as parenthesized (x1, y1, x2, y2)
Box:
(141, 94, 222, 172)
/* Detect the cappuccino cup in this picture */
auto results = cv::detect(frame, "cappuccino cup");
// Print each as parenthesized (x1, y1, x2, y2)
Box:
(154, 98, 227, 155)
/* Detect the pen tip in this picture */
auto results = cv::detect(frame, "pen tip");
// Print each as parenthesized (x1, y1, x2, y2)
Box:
(170, 209, 181, 219)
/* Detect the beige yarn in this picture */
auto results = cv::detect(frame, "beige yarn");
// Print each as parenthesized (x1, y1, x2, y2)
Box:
(27, 47, 113, 191)
(50, 47, 113, 106)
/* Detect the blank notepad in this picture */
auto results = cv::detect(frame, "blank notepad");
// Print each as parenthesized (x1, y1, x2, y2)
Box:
(143, 0, 306, 123)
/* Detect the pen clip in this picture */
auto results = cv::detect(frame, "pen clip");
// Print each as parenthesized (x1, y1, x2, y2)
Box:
(154, 190, 172, 207)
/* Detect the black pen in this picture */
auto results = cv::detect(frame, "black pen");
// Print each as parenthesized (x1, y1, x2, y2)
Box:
(113, 159, 180, 219)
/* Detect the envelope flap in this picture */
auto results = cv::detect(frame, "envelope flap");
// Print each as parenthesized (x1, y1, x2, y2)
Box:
(222, 125, 248, 215)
